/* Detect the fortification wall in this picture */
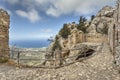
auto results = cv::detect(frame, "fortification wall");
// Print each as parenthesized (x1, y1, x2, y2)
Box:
(85, 34, 108, 43)
(0, 9, 10, 57)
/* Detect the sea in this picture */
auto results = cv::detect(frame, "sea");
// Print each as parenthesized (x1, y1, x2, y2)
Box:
(9, 39, 50, 48)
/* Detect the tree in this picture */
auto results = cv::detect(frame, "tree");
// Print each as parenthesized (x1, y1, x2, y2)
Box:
(77, 16, 88, 33)
(59, 24, 71, 38)
(99, 24, 108, 35)
(91, 15, 95, 21)
(48, 36, 54, 43)
(52, 36, 61, 51)
(79, 16, 87, 23)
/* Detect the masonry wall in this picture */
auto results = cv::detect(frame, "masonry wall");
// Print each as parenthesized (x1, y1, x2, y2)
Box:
(85, 33, 108, 43)
(0, 9, 10, 57)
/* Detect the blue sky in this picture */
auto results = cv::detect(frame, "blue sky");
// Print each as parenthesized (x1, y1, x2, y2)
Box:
(0, 0, 115, 41)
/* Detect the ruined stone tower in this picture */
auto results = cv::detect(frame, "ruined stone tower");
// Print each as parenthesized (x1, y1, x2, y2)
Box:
(113, 0, 120, 70)
(115, 0, 120, 46)
(0, 9, 10, 57)
(108, 0, 120, 52)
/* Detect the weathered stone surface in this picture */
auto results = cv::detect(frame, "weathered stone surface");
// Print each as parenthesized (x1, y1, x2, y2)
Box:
(68, 28, 84, 46)
(0, 9, 10, 57)
(97, 6, 114, 17)
(108, 0, 120, 70)
(88, 24, 97, 33)
(48, 23, 85, 52)
(45, 1, 120, 70)
(88, 6, 114, 34)
(0, 43, 120, 80)
(115, 46, 120, 70)
(48, 6, 115, 55)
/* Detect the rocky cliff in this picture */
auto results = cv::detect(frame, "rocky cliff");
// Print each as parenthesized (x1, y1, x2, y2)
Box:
(0, 43, 120, 80)
(88, 6, 115, 34)
(48, 5, 114, 52)
(45, 4, 120, 70)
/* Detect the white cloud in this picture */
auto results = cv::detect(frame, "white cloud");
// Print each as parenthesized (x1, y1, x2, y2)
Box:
(41, 29, 52, 33)
(16, 9, 41, 23)
(35, 0, 49, 4)
(46, 6, 60, 17)
(6, 0, 115, 18)
(5, 0, 19, 4)
(46, 0, 115, 17)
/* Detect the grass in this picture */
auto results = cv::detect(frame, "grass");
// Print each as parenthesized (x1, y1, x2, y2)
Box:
(0, 57, 9, 63)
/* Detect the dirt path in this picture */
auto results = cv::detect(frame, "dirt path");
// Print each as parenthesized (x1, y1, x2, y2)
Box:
(0, 43, 120, 80)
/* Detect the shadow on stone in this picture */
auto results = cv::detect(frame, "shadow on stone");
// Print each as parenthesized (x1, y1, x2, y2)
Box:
(75, 49, 95, 60)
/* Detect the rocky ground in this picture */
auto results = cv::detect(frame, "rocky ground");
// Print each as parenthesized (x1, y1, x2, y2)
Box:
(0, 43, 120, 80)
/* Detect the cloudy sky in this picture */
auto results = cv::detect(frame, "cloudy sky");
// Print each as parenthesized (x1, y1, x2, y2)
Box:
(0, 0, 115, 41)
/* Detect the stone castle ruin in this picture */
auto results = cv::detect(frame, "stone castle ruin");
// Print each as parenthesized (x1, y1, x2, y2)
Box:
(44, 0, 120, 67)
(0, 9, 10, 57)
(112, 0, 120, 70)
(0, 1, 119, 70)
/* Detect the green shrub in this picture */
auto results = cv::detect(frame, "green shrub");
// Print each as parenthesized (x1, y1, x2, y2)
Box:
(89, 15, 95, 26)
(0, 57, 8, 63)
(91, 15, 95, 21)
(102, 25, 108, 35)
(98, 24, 108, 35)
(59, 24, 71, 39)
(52, 36, 62, 51)
(77, 16, 88, 33)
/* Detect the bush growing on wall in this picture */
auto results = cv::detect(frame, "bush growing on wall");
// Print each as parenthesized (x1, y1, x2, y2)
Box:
(101, 26, 108, 35)
(98, 24, 108, 35)
(52, 36, 62, 52)
(77, 16, 88, 33)
(59, 24, 71, 39)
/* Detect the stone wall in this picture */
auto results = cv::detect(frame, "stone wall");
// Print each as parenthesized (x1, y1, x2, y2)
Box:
(85, 33, 108, 43)
(0, 9, 10, 57)
(67, 28, 85, 49)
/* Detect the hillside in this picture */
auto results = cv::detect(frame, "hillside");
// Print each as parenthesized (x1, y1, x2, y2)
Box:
(45, 5, 114, 66)
(42, 2, 120, 77)
(47, 5, 114, 52)
(0, 1, 120, 80)
(0, 43, 120, 80)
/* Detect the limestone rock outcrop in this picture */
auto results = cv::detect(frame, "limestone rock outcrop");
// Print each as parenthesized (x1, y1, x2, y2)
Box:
(49, 23, 85, 51)
(45, 1, 120, 69)
(88, 6, 115, 34)
(53, 6, 115, 52)
(0, 9, 10, 57)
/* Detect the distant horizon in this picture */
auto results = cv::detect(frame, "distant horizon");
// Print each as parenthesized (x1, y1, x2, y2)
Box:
(9, 39, 50, 48)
